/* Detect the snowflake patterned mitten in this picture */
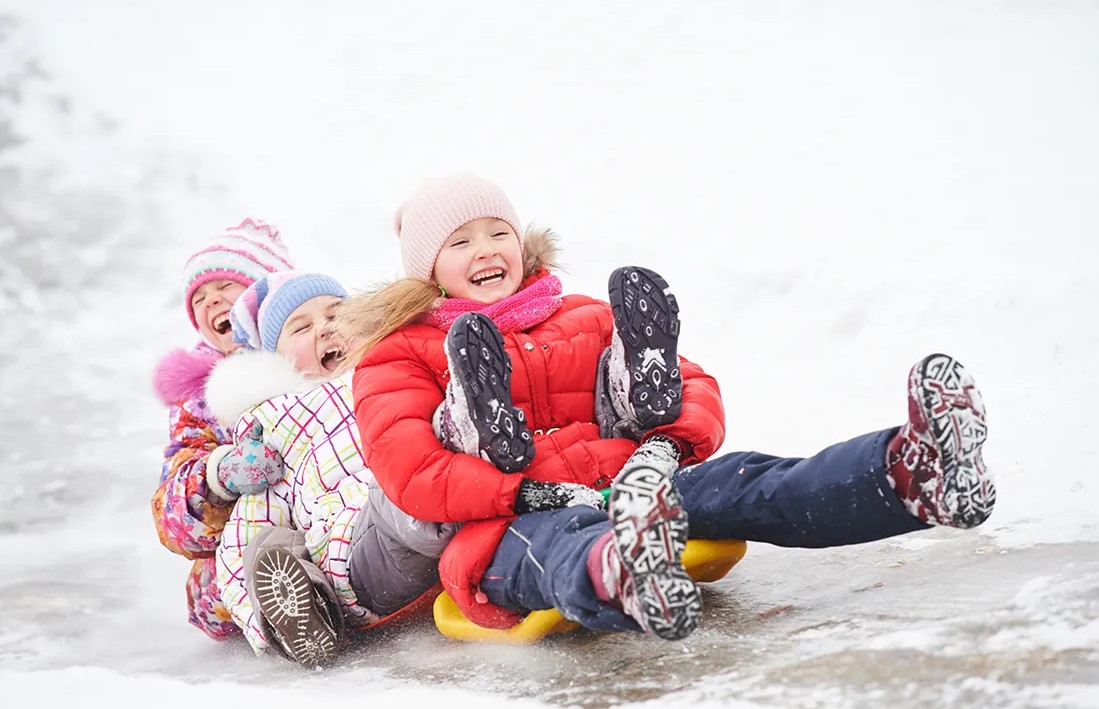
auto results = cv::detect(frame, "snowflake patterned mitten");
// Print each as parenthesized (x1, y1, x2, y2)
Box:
(208, 421, 285, 501)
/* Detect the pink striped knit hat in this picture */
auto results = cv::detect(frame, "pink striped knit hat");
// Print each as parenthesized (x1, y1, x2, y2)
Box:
(394, 173, 523, 281)
(182, 218, 294, 329)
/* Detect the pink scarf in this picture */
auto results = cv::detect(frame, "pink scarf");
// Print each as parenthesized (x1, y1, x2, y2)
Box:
(422, 273, 563, 334)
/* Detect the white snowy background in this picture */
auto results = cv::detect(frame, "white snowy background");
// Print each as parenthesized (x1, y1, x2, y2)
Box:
(1, 1, 1096, 707)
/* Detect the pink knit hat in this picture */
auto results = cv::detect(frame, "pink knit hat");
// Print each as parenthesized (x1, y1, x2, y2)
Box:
(394, 173, 523, 281)
(182, 218, 294, 329)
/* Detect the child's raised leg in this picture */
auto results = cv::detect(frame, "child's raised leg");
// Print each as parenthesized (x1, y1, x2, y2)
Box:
(596, 266, 686, 479)
(598, 266, 683, 436)
(436, 312, 602, 511)
(434, 312, 534, 473)
(478, 465, 702, 640)
(673, 354, 995, 546)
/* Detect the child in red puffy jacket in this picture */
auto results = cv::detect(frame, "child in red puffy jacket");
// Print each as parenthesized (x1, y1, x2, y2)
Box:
(347, 173, 996, 640)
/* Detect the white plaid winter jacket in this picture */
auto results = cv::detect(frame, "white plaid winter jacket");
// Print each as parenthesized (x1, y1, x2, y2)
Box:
(208, 353, 377, 655)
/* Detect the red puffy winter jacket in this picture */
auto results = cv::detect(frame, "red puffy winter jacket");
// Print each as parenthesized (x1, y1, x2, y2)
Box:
(353, 273, 725, 628)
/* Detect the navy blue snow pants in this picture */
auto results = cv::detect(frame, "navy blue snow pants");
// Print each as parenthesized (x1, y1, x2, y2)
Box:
(478, 427, 930, 632)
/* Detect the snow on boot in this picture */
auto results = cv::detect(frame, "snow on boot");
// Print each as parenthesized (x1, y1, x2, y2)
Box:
(438, 311, 534, 473)
(601, 464, 702, 640)
(251, 546, 340, 667)
(594, 348, 644, 441)
(616, 435, 682, 480)
(887, 353, 996, 528)
(606, 266, 682, 431)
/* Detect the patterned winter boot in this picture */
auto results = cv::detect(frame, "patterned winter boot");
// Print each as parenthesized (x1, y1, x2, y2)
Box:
(886, 353, 996, 528)
(435, 312, 534, 473)
(251, 546, 342, 667)
(617, 435, 683, 479)
(587, 464, 702, 640)
(603, 266, 683, 433)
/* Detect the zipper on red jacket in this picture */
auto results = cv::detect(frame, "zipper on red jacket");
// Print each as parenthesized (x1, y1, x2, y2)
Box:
(507, 332, 552, 426)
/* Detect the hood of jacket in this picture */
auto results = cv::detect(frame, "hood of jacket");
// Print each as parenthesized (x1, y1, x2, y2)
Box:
(152, 342, 223, 407)
(204, 350, 315, 428)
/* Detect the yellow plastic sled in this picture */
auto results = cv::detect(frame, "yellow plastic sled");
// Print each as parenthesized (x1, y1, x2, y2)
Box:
(433, 538, 747, 644)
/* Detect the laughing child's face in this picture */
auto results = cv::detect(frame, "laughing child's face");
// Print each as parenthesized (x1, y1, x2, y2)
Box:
(191, 279, 247, 354)
(274, 295, 352, 378)
(432, 217, 523, 304)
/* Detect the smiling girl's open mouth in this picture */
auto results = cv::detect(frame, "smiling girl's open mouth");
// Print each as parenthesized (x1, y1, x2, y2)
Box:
(470, 268, 505, 287)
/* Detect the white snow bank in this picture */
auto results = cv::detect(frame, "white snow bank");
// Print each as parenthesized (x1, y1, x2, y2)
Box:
(0, 667, 552, 708)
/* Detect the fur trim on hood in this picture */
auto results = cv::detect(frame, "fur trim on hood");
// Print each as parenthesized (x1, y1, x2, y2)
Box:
(335, 226, 561, 355)
(204, 350, 313, 428)
(520, 226, 561, 276)
(152, 343, 223, 407)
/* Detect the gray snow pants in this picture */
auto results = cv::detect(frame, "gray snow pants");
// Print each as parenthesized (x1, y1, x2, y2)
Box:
(348, 480, 458, 616)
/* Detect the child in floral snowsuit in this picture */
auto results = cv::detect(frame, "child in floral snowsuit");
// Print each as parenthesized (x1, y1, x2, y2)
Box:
(150, 219, 293, 638)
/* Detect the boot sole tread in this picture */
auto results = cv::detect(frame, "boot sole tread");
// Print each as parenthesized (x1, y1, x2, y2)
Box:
(447, 313, 535, 473)
(252, 546, 340, 667)
(610, 466, 701, 640)
(913, 353, 996, 528)
(608, 267, 683, 429)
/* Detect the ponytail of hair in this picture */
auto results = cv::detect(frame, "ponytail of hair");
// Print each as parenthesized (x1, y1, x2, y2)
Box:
(334, 277, 442, 366)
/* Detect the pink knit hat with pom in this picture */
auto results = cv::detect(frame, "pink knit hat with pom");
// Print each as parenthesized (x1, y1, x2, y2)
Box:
(394, 173, 523, 281)
(182, 218, 294, 329)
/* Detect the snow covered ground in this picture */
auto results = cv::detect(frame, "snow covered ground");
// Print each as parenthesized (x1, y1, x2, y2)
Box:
(1, 1, 1096, 707)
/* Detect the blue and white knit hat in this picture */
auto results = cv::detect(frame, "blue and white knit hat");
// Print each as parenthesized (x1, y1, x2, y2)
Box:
(229, 271, 347, 351)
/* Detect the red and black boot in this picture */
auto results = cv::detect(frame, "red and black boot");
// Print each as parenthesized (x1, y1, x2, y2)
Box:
(887, 353, 996, 528)
(587, 465, 702, 640)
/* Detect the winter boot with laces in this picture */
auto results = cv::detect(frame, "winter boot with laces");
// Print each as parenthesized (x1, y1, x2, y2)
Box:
(604, 266, 683, 433)
(887, 353, 996, 528)
(588, 464, 702, 640)
(251, 546, 341, 668)
(435, 311, 534, 473)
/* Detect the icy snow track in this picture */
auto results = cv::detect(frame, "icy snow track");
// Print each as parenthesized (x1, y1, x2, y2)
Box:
(3, 516, 1098, 707)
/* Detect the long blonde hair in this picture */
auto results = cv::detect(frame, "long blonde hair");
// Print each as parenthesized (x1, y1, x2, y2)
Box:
(334, 277, 441, 364)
